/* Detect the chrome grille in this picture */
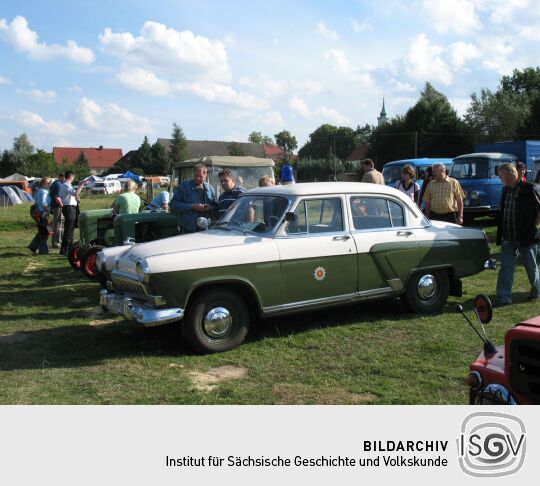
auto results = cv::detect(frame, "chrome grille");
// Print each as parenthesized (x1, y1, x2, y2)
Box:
(111, 271, 148, 299)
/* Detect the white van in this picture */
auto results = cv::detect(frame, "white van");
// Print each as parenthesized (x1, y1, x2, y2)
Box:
(91, 179, 122, 194)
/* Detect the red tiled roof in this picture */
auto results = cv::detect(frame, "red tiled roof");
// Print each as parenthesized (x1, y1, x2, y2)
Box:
(53, 147, 123, 170)
(346, 144, 370, 162)
(263, 144, 284, 156)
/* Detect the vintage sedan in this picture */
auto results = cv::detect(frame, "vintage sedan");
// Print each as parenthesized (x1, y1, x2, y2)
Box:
(97, 182, 490, 353)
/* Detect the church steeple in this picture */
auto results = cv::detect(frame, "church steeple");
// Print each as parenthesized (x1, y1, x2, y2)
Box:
(377, 98, 388, 126)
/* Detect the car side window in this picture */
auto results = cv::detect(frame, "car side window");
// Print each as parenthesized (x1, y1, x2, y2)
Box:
(286, 198, 343, 234)
(350, 197, 405, 230)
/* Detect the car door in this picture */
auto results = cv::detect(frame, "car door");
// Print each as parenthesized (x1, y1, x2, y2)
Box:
(276, 196, 357, 305)
(349, 195, 419, 293)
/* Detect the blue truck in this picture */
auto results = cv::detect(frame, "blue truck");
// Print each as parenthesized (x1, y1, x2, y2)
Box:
(450, 140, 540, 221)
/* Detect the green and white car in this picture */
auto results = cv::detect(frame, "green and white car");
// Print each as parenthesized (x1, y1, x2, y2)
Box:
(98, 182, 490, 353)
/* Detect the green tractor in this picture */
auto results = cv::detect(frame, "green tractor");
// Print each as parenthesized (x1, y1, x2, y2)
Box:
(68, 208, 115, 275)
(73, 155, 275, 279)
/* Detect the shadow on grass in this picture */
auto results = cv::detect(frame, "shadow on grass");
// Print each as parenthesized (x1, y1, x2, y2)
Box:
(0, 321, 190, 371)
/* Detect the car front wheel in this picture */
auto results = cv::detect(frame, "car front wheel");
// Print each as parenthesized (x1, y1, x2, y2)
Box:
(182, 289, 250, 353)
(402, 270, 449, 313)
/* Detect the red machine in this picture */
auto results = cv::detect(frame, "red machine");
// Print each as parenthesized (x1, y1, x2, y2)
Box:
(457, 295, 540, 405)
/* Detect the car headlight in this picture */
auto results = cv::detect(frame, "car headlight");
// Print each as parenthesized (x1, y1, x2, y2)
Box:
(136, 259, 150, 283)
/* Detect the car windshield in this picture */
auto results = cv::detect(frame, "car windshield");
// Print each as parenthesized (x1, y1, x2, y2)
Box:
(214, 195, 289, 234)
(450, 158, 489, 179)
(382, 165, 404, 184)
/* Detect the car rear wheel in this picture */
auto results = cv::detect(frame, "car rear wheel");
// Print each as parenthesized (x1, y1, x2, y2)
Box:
(401, 270, 449, 313)
(182, 289, 250, 353)
(67, 241, 81, 270)
(80, 245, 104, 280)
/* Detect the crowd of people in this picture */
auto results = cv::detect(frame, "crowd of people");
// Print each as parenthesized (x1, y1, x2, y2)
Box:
(26, 159, 540, 308)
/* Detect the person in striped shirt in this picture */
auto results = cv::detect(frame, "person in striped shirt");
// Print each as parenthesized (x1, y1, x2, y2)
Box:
(217, 169, 246, 217)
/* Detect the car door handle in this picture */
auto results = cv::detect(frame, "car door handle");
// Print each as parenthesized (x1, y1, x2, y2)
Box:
(396, 230, 413, 237)
(332, 235, 351, 241)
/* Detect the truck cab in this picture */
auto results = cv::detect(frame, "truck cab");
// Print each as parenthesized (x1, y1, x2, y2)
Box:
(450, 152, 516, 221)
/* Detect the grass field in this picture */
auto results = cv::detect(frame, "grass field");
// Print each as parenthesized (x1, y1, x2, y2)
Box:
(0, 194, 538, 404)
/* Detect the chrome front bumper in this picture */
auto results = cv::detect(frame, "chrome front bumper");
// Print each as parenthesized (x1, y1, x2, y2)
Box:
(99, 289, 184, 327)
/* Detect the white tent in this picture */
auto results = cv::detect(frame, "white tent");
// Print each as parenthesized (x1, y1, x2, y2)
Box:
(3, 173, 29, 181)
(0, 186, 24, 206)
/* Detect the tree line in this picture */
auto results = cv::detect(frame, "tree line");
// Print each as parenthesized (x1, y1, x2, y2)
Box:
(2, 67, 540, 179)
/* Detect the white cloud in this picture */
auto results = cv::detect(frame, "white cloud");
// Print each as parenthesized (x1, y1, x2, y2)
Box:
(449, 97, 471, 116)
(324, 49, 374, 88)
(17, 88, 57, 104)
(99, 21, 230, 82)
(75, 97, 153, 135)
(17, 110, 76, 136)
(115, 67, 171, 96)
(175, 83, 268, 111)
(0, 74, 11, 84)
(316, 21, 339, 41)
(421, 0, 481, 34)
(477, 36, 516, 74)
(0, 15, 94, 64)
(388, 78, 417, 92)
(238, 74, 287, 98)
(238, 74, 323, 98)
(289, 96, 351, 125)
(68, 84, 82, 93)
(351, 19, 372, 33)
(489, 0, 529, 24)
(449, 42, 481, 69)
(405, 34, 452, 85)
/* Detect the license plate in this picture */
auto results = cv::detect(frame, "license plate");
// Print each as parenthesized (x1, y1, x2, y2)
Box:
(108, 296, 125, 315)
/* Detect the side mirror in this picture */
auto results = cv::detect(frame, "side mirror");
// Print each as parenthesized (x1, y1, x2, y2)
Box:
(474, 294, 493, 324)
(285, 211, 296, 222)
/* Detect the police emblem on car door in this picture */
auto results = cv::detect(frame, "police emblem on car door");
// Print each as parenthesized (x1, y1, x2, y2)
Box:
(276, 196, 357, 305)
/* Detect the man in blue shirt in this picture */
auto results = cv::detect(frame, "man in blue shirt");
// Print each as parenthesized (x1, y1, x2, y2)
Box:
(217, 169, 245, 218)
(169, 164, 217, 233)
(48, 173, 65, 248)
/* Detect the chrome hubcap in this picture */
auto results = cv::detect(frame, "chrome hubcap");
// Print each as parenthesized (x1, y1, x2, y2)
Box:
(417, 274, 437, 300)
(203, 307, 232, 339)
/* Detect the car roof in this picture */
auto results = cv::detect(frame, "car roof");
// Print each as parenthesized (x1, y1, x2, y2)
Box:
(384, 158, 452, 166)
(454, 152, 517, 160)
(250, 182, 405, 197)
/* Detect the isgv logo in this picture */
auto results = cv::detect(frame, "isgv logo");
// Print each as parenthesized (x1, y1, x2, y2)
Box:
(457, 411, 526, 477)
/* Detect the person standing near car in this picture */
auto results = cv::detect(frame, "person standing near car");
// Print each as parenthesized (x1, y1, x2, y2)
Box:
(361, 159, 385, 184)
(56, 171, 89, 255)
(48, 172, 65, 249)
(423, 163, 465, 224)
(395, 164, 420, 205)
(28, 178, 51, 255)
(217, 169, 245, 218)
(169, 164, 217, 233)
(495, 163, 540, 306)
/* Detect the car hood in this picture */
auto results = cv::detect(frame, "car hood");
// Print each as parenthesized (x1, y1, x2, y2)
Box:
(116, 229, 279, 275)
(126, 229, 255, 259)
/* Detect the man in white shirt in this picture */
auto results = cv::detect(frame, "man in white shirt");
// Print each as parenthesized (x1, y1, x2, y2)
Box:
(55, 171, 89, 255)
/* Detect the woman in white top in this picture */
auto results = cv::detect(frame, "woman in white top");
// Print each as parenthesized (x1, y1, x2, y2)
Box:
(395, 164, 420, 205)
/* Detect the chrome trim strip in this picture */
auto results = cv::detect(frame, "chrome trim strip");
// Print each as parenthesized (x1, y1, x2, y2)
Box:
(262, 287, 395, 315)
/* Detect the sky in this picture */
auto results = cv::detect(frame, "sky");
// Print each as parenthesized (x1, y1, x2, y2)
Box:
(1, 0, 539, 155)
